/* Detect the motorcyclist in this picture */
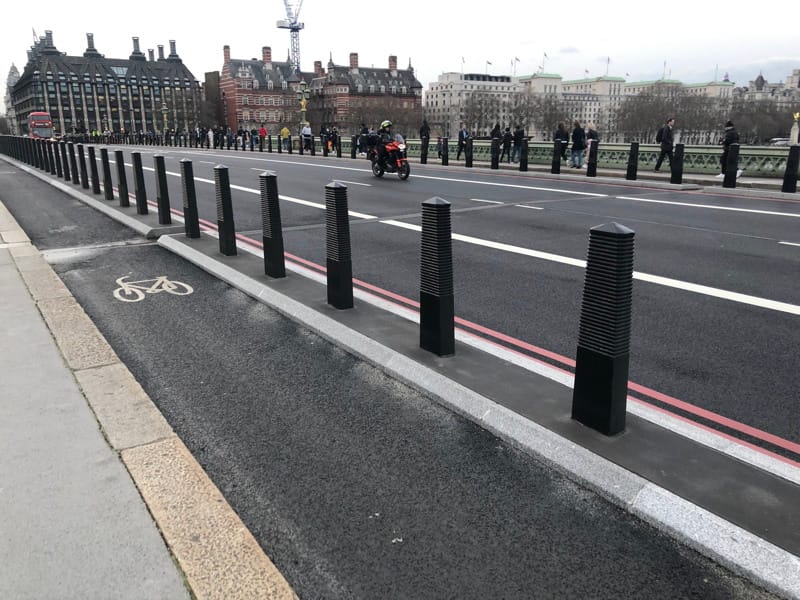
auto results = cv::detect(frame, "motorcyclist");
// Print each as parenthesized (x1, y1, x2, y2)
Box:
(377, 120, 395, 163)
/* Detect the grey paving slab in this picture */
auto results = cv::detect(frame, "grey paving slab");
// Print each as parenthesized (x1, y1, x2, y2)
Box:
(0, 251, 189, 600)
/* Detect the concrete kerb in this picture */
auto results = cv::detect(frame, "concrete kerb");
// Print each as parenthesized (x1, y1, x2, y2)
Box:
(1, 203, 298, 600)
(0, 154, 184, 239)
(158, 234, 800, 600)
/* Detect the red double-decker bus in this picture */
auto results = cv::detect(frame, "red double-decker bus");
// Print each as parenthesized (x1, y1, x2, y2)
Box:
(27, 111, 53, 139)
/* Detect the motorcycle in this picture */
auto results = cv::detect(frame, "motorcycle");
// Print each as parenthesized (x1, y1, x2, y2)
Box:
(367, 133, 411, 180)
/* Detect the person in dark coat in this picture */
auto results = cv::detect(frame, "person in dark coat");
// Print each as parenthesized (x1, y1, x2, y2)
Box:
(500, 127, 513, 163)
(720, 120, 740, 175)
(554, 122, 569, 162)
(511, 126, 524, 162)
(570, 120, 586, 168)
(654, 117, 675, 172)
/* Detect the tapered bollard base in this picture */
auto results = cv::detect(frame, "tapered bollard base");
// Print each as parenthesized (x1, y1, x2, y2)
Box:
(327, 259, 353, 309)
(571, 346, 629, 435)
(264, 237, 286, 278)
(420, 291, 455, 356)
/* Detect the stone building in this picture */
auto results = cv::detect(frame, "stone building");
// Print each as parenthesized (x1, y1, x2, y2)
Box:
(4, 64, 20, 135)
(9, 31, 202, 136)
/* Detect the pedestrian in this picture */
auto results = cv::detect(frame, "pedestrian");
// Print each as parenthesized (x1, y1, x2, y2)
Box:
(259, 124, 267, 143)
(511, 125, 524, 163)
(436, 136, 443, 159)
(301, 122, 312, 150)
(500, 127, 513, 163)
(554, 122, 569, 162)
(419, 119, 430, 143)
(720, 120, 741, 176)
(584, 122, 599, 167)
(457, 122, 469, 160)
(280, 125, 290, 150)
(654, 117, 675, 172)
(359, 123, 369, 155)
(570, 120, 586, 168)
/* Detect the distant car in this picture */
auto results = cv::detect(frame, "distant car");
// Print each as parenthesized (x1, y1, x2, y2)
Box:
(768, 137, 791, 146)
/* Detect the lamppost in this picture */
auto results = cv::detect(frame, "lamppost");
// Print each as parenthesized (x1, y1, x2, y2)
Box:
(161, 102, 169, 135)
(296, 80, 310, 128)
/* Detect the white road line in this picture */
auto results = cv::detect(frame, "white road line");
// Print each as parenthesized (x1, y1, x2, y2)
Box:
(616, 195, 800, 218)
(469, 198, 503, 204)
(331, 180, 372, 187)
(779, 241, 800, 247)
(379, 220, 800, 315)
(516, 205, 544, 210)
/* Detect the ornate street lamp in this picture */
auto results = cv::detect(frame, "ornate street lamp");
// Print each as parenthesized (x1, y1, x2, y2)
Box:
(296, 80, 310, 127)
(161, 101, 169, 134)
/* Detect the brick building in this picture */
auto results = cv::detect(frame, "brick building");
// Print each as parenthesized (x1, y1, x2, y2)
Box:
(219, 45, 422, 135)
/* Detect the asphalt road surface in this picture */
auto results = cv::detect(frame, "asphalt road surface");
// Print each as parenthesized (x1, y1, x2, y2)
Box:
(0, 160, 782, 598)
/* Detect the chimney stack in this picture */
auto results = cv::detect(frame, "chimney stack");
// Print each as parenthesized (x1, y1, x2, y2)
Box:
(148, 49, 155, 62)
(45, 31, 54, 47)
(262, 46, 272, 63)
(349, 53, 359, 70)
(389, 55, 397, 72)
(87, 33, 95, 49)
(169, 40, 178, 58)
(314, 61, 323, 76)
(133, 37, 141, 54)
(224, 45, 231, 64)
(157, 45, 165, 60)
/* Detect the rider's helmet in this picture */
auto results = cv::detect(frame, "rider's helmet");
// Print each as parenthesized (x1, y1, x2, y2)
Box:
(381, 120, 392, 130)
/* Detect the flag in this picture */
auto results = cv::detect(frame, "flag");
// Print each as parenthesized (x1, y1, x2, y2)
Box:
(625, 72, 630, 77)
(487, 60, 492, 65)
(514, 57, 520, 62)
(584, 69, 589, 75)
(544, 52, 548, 58)
(461, 56, 465, 64)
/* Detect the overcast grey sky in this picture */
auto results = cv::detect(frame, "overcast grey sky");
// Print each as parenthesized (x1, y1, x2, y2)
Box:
(4, 0, 799, 93)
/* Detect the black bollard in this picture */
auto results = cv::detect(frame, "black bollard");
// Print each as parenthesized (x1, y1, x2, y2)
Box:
(54, 141, 64, 178)
(586, 140, 599, 177)
(781, 146, 800, 193)
(490, 138, 500, 170)
(571, 222, 635, 436)
(88, 146, 101, 194)
(670, 143, 685, 185)
(214, 166, 237, 256)
(519, 138, 529, 172)
(77, 144, 90, 189)
(310, 136, 316, 156)
(465, 138, 474, 168)
(131, 152, 149, 215)
(277, 135, 282, 154)
(259, 136, 264, 152)
(288, 135, 293, 154)
(625, 142, 639, 180)
(47, 141, 57, 175)
(299, 134, 304, 155)
(180, 159, 200, 238)
(268, 135, 272, 153)
(441, 137, 449, 166)
(420, 136, 429, 164)
(551, 140, 562, 174)
(336, 138, 342, 158)
(322, 135, 329, 157)
(722, 144, 740, 189)
(114, 150, 130, 207)
(61, 142, 71, 181)
(154, 155, 172, 224)
(259, 171, 286, 278)
(419, 197, 455, 357)
(68, 142, 79, 184)
(101, 148, 114, 200)
(350, 136, 357, 159)
(325, 182, 353, 309)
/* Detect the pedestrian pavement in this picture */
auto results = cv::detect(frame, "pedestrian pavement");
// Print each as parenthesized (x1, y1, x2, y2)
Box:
(1, 151, 799, 599)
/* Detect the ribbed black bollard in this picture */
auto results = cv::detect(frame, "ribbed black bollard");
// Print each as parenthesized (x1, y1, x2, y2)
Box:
(325, 182, 353, 309)
(41, 140, 49, 171)
(336, 139, 342, 158)
(47, 141, 57, 175)
(420, 136, 429, 164)
(101, 148, 114, 200)
(723, 143, 740, 189)
(114, 150, 130, 207)
(571, 222, 635, 436)
(586, 140, 599, 177)
(299, 135, 304, 155)
(259, 171, 286, 278)
(131, 152, 148, 215)
(441, 137, 449, 166)
(551, 141, 561, 174)
(34, 139, 43, 169)
(54, 141, 63, 178)
(310, 136, 316, 156)
(267, 135, 272, 153)
(625, 142, 639, 180)
(419, 197, 455, 357)
(781, 146, 800, 193)
(322, 135, 329, 157)
(78, 144, 90, 189)
(350, 136, 357, 159)
(88, 146, 101, 194)
(214, 166, 237, 256)
(278, 135, 283, 154)
(259, 137, 264, 152)
(180, 159, 200, 238)
(490, 138, 500, 170)
(154, 155, 172, 224)
(287, 135, 292, 154)
(465, 138, 474, 168)
(68, 142, 79, 183)
(59, 142, 69, 181)
(670, 143, 685, 185)
(519, 138, 529, 172)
